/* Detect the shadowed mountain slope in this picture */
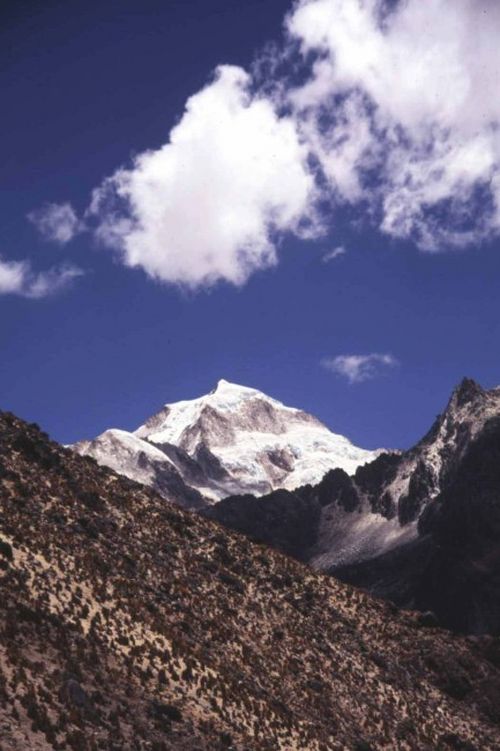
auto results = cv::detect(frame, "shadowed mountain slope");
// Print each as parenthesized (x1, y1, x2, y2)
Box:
(335, 413, 500, 634)
(1, 411, 500, 749)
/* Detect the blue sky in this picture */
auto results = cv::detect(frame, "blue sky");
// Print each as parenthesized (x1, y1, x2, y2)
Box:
(2, 0, 500, 451)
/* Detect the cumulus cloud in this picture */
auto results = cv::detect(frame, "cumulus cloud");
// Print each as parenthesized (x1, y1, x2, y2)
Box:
(322, 245, 346, 262)
(0, 257, 83, 299)
(287, 0, 500, 250)
(28, 202, 82, 244)
(33, 1, 500, 289)
(322, 352, 398, 383)
(89, 65, 319, 289)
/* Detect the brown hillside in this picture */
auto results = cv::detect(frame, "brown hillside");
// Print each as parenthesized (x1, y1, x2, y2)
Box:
(0, 411, 499, 750)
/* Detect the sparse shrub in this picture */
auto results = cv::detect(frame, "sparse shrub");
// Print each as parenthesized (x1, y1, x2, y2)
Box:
(438, 733, 478, 750)
(0, 540, 13, 561)
(214, 546, 233, 566)
(353, 740, 374, 751)
(370, 651, 388, 670)
(396, 718, 416, 740)
(218, 571, 245, 595)
(149, 700, 182, 733)
(78, 489, 104, 511)
(157, 669, 167, 685)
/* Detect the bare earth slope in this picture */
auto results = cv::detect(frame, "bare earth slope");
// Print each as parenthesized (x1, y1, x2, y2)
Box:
(1, 411, 500, 750)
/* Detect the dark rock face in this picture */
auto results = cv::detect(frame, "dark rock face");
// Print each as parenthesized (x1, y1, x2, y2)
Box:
(149, 456, 208, 510)
(203, 468, 369, 563)
(153, 441, 215, 486)
(313, 468, 360, 512)
(454, 377, 485, 408)
(398, 460, 435, 524)
(414, 416, 500, 633)
(4, 410, 500, 749)
(203, 489, 322, 561)
(353, 453, 401, 517)
(334, 416, 500, 634)
(193, 442, 231, 481)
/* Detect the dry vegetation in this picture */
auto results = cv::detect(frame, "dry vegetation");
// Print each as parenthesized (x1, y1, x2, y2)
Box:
(0, 411, 499, 750)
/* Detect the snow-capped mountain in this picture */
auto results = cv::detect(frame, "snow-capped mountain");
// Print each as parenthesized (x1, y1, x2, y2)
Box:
(211, 378, 500, 565)
(73, 379, 380, 506)
(207, 378, 500, 632)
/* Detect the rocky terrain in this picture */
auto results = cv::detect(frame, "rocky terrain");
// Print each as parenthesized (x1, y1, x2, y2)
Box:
(2, 411, 500, 749)
(207, 379, 500, 633)
(73, 379, 380, 505)
(336, 409, 500, 634)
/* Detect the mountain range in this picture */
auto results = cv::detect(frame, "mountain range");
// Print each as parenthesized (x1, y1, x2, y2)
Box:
(1, 410, 500, 749)
(74, 377, 500, 634)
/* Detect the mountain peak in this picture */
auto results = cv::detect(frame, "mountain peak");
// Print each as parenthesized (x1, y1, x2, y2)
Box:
(214, 378, 241, 390)
(75, 380, 380, 503)
(211, 378, 258, 396)
(450, 377, 484, 408)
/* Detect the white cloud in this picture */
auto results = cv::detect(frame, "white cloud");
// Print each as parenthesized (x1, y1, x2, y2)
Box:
(322, 245, 346, 262)
(322, 352, 398, 383)
(89, 65, 320, 289)
(28, 202, 82, 244)
(287, 0, 500, 249)
(0, 257, 83, 299)
(34, 0, 500, 288)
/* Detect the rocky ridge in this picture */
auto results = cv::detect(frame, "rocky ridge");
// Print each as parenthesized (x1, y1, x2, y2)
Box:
(2, 411, 500, 749)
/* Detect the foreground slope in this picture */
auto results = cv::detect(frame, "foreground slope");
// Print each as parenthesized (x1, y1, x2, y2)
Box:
(1, 411, 500, 750)
(207, 379, 500, 632)
(74, 379, 380, 504)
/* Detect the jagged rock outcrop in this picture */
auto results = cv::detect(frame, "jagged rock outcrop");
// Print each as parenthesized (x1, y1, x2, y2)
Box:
(2, 411, 500, 749)
(73, 379, 380, 505)
(336, 412, 500, 633)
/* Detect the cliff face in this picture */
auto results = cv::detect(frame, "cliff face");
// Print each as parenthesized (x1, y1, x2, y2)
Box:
(1, 410, 500, 750)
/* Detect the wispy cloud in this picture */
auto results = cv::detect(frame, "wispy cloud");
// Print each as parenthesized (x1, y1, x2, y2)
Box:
(0, 257, 83, 299)
(32, 0, 500, 290)
(322, 246, 346, 263)
(322, 353, 399, 384)
(28, 202, 82, 245)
